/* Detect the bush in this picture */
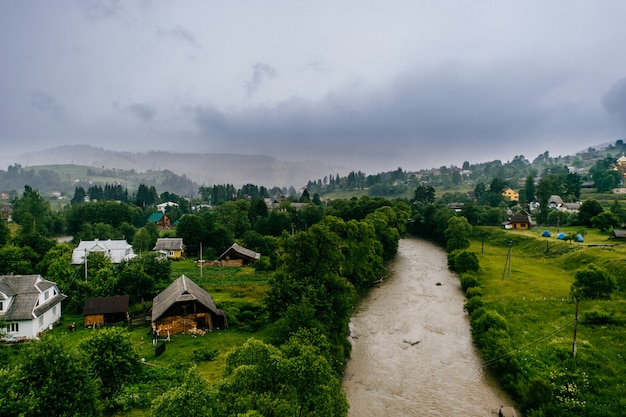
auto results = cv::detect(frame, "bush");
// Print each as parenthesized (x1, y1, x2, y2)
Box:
(455, 250, 479, 273)
(463, 296, 483, 314)
(465, 286, 483, 298)
(460, 275, 480, 292)
(570, 264, 617, 299)
(583, 309, 616, 325)
(192, 346, 220, 362)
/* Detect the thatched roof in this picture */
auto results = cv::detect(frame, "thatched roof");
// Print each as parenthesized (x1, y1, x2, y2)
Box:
(151, 275, 223, 322)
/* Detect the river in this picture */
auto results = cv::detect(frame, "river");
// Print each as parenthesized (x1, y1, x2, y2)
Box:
(342, 238, 516, 417)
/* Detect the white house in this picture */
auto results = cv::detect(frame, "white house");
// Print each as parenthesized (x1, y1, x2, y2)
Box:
(0, 274, 67, 340)
(156, 201, 179, 213)
(71, 239, 136, 265)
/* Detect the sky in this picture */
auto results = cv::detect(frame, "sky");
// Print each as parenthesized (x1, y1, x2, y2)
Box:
(2, 0, 626, 174)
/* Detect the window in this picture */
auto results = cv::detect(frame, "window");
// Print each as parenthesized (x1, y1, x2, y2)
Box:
(169, 251, 175, 257)
(38, 316, 44, 326)
(10, 322, 19, 332)
(0, 301, 3, 311)
(44, 290, 49, 300)
(52, 305, 57, 315)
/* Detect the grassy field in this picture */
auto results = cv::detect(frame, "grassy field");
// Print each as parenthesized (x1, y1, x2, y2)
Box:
(46, 260, 273, 386)
(469, 226, 626, 413)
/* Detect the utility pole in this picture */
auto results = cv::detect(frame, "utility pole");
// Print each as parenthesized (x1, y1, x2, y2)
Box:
(501, 240, 512, 281)
(572, 298, 579, 357)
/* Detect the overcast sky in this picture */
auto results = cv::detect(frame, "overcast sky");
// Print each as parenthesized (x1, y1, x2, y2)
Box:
(2, 0, 626, 173)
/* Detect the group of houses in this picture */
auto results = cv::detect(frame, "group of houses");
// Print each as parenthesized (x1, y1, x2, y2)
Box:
(2, 234, 260, 340)
(1, 272, 227, 340)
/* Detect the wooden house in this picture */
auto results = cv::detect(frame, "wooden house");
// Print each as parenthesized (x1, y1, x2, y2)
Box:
(503, 211, 535, 230)
(153, 237, 185, 259)
(501, 187, 519, 202)
(151, 275, 227, 335)
(219, 242, 261, 266)
(147, 212, 171, 229)
(82, 295, 130, 328)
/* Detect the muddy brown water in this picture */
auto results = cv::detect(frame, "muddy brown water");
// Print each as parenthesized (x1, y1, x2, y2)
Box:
(342, 238, 517, 417)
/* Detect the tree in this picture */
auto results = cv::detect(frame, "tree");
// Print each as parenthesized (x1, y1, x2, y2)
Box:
(444, 216, 472, 252)
(79, 328, 141, 402)
(11, 185, 53, 236)
(578, 199, 604, 227)
(151, 367, 218, 417)
(8, 336, 102, 416)
(413, 185, 435, 204)
(570, 264, 616, 299)
(524, 174, 536, 204)
(0, 218, 9, 246)
(591, 211, 620, 231)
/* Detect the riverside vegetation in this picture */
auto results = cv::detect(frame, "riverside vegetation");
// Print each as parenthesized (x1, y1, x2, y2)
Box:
(410, 203, 626, 416)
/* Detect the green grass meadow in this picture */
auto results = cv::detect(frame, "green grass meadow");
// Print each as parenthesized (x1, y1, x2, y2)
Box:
(469, 226, 626, 413)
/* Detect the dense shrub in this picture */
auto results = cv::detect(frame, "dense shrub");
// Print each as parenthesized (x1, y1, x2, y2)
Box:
(460, 274, 480, 292)
(463, 296, 483, 314)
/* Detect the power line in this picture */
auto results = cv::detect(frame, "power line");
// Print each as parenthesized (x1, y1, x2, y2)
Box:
(481, 318, 576, 368)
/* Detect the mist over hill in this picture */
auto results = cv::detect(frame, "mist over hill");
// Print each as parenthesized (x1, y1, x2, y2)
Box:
(6, 145, 348, 189)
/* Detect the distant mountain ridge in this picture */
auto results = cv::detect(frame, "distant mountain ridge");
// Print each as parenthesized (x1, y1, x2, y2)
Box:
(8, 145, 347, 188)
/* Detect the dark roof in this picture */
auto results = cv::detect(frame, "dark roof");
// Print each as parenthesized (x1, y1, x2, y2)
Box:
(611, 229, 626, 238)
(151, 275, 223, 322)
(153, 237, 184, 251)
(83, 295, 130, 316)
(0, 275, 67, 321)
(219, 243, 261, 261)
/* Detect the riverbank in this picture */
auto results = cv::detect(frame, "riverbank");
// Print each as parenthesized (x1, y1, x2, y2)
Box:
(342, 238, 515, 417)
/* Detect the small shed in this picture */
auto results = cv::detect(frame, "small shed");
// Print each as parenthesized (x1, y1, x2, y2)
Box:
(610, 229, 626, 239)
(219, 243, 261, 266)
(151, 275, 227, 335)
(82, 295, 130, 328)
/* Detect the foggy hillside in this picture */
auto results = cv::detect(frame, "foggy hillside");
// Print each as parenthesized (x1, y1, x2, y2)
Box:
(7, 145, 348, 188)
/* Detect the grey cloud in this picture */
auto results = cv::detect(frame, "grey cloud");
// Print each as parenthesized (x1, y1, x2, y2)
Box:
(157, 26, 198, 46)
(603, 77, 626, 126)
(128, 103, 156, 122)
(191, 62, 609, 169)
(30, 91, 65, 119)
(80, 0, 123, 20)
(245, 63, 276, 96)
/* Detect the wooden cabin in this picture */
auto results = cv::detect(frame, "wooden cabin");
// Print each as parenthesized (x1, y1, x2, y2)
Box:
(218, 242, 261, 266)
(151, 275, 227, 335)
(82, 295, 130, 328)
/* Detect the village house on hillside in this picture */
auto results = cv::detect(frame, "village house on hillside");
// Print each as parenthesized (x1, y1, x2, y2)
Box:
(71, 239, 136, 265)
(503, 211, 536, 230)
(147, 212, 171, 229)
(219, 242, 261, 266)
(151, 275, 227, 335)
(501, 187, 519, 202)
(82, 295, 130, 328)
(153, 237, 185, 259)
(0, 274, 67, 340)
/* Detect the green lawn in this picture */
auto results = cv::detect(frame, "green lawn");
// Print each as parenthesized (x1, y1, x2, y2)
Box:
(469, 226, 626, 414)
